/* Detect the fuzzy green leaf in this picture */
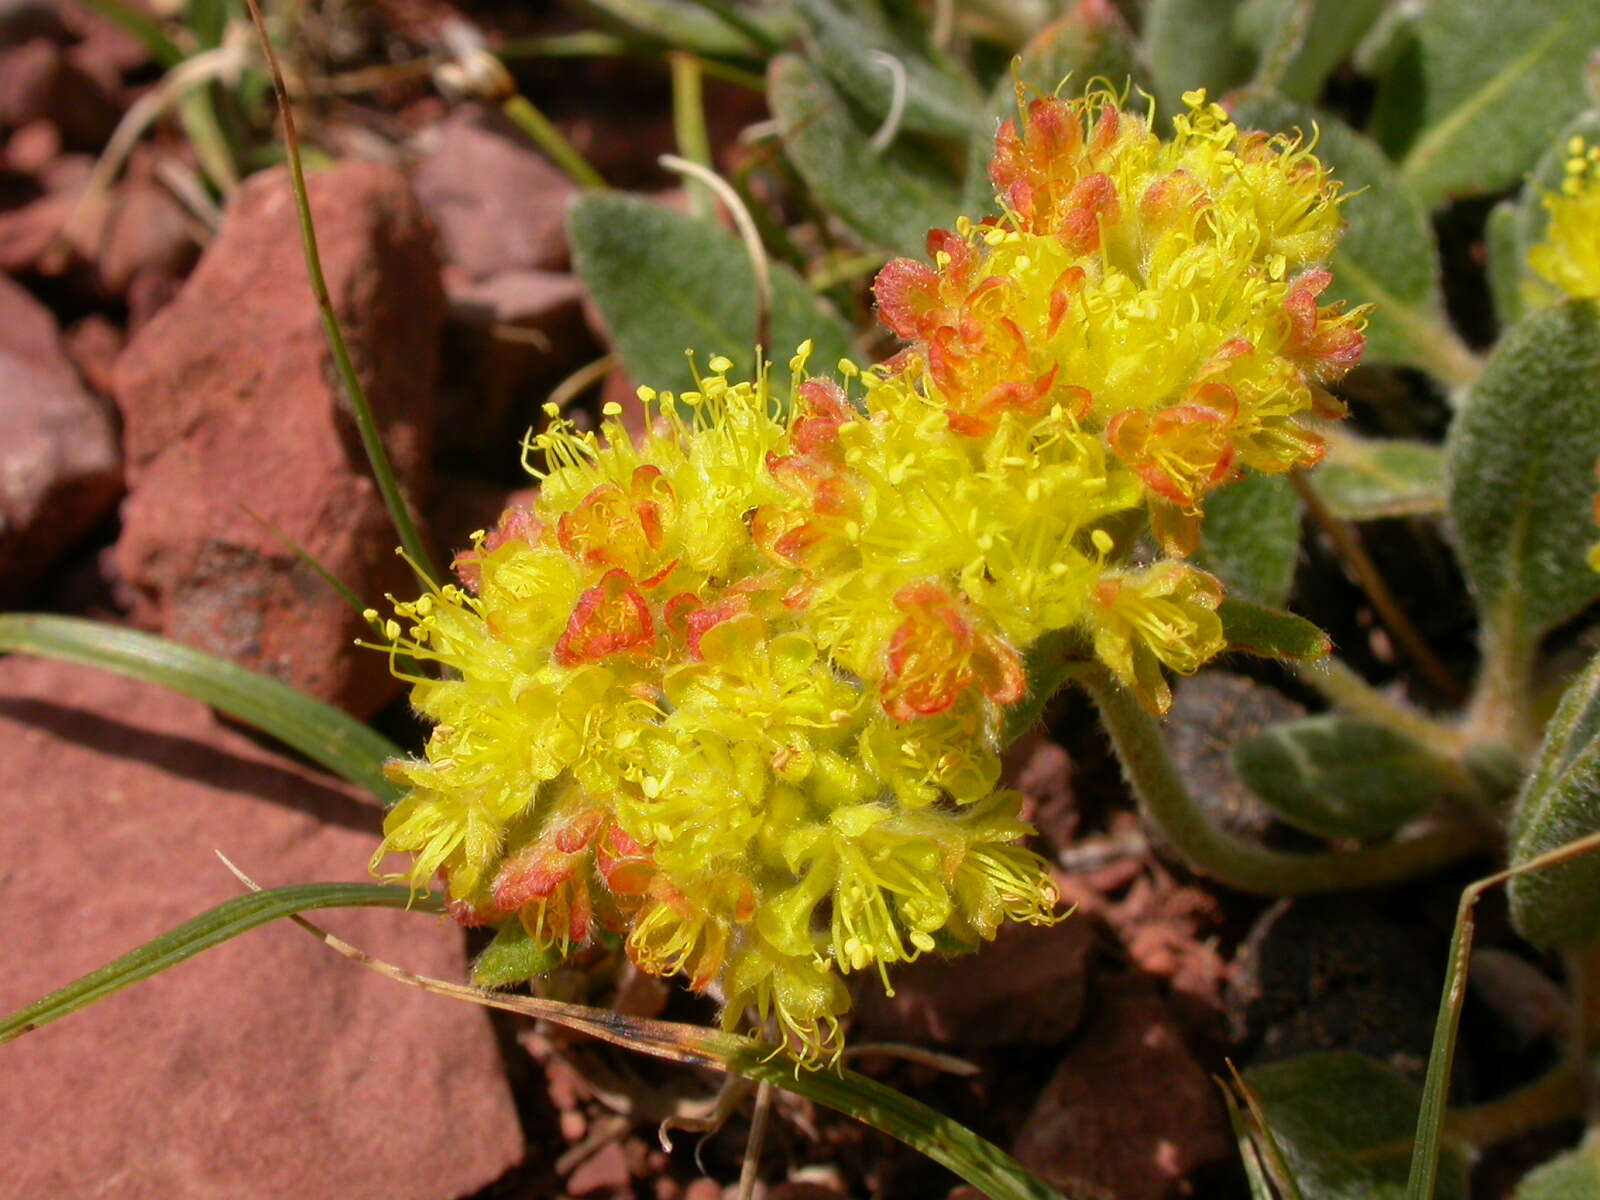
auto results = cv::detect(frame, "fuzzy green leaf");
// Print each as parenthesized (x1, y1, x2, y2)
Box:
(1245, 1053, 1471, 1199)
(1508, 650, 1600, 948)
(580, 0, 791, 57)
(0, 614, 404, 805)
(470, 920, 567, 988)
(768, 54, 964, 258)
(1485, 199, 1530, 333)
(1445, 299, 1600, 653)
(1219, 599, 1332, 661)
(0, 883, 441, 1044)
(570, 192, 856, 396)
(1237, 0, 1386, 102)
(1315, 433, 1445, 521)
(1512, 1134, 1600, 1199)
(1373, 0, 1600, 209)
(791, 0, 984, 140)
(1196, 473, 1300, 608)
(1143, 0, 1256, 118)
(1232, 715, 1455, 840)
(1231, 92, 1463, 377)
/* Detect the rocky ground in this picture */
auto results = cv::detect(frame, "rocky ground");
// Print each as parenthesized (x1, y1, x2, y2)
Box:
(0, 3, 1564, 1198)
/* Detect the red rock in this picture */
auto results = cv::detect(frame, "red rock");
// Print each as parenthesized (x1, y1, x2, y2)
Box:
(61, 312, 123, 397)
(0, 656, 525, 1199)
(1009, 733, 1076, 848)
(59, 0, 151, 75)
(439, 268, 596, 458)
(95, 177, 201, 297)
(113, 161, 443, 718)
(0, 274, 121, 600)
(770, 1186, 850, 1200)
(4, 115, 57, 172)
(0, 0, 68, 44)
(1013, 979, 1231, 1200)
(0, 37, 120, 147)
(410, 105, 576, 279)
(850, 915, 1094, 1048)
(568, 1141, 632, 1197)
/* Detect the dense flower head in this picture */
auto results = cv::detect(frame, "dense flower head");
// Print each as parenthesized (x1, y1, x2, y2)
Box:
(370, 87, 1363, 1063)
(875, 87, 1363, 556)
(1529, 136, 1600, 301)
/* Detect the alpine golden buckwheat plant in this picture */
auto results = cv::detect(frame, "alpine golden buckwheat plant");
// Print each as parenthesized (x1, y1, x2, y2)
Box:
(368, 89, 1366, 1062)
(13, 2, 1600, 1196)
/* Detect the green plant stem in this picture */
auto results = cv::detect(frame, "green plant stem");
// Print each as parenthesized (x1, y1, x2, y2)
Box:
(501, 93, 606, 190)
(1446, 1064, 1588, 1149)
(1074, 663, 1491, 895)
(670, 53, 714, 222)
(496, 35, 766, 91)
(1252, 0, 1315, 92)
(1406, 830, 1600, 1198)
(1465, 617, 1541, 756)
(1420, 322, 1485, 390)
(684, 0, 782, 54)
(808, 250, 888, 292)
(1289, 656, 1465, 759)
(241, 0, 440, 585)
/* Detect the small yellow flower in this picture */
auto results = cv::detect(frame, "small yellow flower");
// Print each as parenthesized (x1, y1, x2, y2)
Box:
(1529, 137, 1600, 300)
(1089, 562, 1226, 715)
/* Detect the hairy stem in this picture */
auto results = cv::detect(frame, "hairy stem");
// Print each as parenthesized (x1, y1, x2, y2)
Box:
(670, 53, 714, 221)
(1290, 656, 1465, 758)
(1446, 1064, 1587, 1149)
(1075, 663, 1490, 895)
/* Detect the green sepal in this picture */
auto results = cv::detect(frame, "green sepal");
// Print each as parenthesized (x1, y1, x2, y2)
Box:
(1219, 599, 1332, 662)
(470, 920, 569, 988)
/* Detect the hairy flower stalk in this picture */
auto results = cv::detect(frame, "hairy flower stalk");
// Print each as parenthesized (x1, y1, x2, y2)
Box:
(369, 89, 1365, 1062)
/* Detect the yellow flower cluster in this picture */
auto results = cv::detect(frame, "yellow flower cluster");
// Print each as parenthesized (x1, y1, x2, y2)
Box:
(369, 89, 1364, 1062)
(1530, 136, 1600, 302)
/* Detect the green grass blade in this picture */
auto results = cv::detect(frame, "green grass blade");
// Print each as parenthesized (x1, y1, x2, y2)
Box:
(278, 913, 1074, 1200)
(1405, 829, 1600, 1198)
(745, 1054, 1070, 1200)
(0, 883, 440, 1044)
(241, 0, 440, 585)
(0, 614, 405, 805)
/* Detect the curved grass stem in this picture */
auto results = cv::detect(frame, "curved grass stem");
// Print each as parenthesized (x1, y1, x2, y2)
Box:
(1075, 662, 1490, 895)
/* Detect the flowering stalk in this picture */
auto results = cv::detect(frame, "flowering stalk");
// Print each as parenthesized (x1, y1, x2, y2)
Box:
(1073, 661, 1491, 894)
(369, 88, 1369, 1062)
